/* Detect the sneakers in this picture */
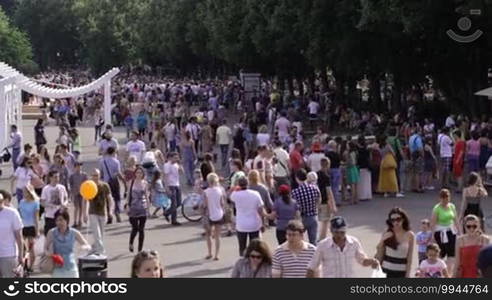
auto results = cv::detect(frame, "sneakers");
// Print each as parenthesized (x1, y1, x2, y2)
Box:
(425, 186, 435, 191)
(396, 193, 405, 198)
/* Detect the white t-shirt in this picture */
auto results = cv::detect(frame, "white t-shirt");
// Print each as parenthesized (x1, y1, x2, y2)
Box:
(308, 101, 320, 115)
(216, 126, 232, 145)
(256, 133, 270, 147)
(204, 187, 225, 222)
(445, 117, 455, 128)
(273, 147, 290, 177)
(275, 118, 291, 137)
(164, 123, 176, 141)
(230, 190, 264, 232)
(419, 259, 447, 278)
(438, 134, 453, 158)
(0, 206, 23, 258)
(307, 153, 326, 173)
(41, 184, 68, 219)
(126, 140, 146, 163)
(164, 162, 180, 187)
(14, 167, 34, 190)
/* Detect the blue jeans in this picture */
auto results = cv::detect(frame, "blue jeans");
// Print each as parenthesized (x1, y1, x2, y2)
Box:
(15, 188, 23, 204)
(12, 147, 20, 171)
(165, 186, 182, 223)
(220, 144, 229, 168)
(330, 168, 341, 205)
(183, 158, 195, 186)
(302, 215, 318, 245)
(168, 140, 177, 152)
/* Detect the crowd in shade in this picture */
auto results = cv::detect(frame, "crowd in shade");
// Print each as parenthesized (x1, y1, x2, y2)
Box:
(1, 69, 492, 279)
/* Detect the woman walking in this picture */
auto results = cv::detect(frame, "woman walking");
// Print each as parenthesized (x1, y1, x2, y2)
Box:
(269, 185, 300, 244)
(203, 173, 225, 260)
(431, 189, 460, 274)
(126, 167, 150, 253)
(460, 172, 487, 230)
(466, 131, 481, 174)
(452, 130, 466, 193)
(356, 136, 372, 201)
(44, 210, 90, 278)
(454, 215, 490, 278)
(378, 137, 402, 198)
(376, 207, 415, 278)
(231, 239, 272, 278)
(345, 142, 360, 204)
(180, 131, 197, 186)
(18, 185, 40, 272)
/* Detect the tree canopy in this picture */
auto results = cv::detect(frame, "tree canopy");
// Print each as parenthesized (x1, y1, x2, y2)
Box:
(2, 0, 492, 114)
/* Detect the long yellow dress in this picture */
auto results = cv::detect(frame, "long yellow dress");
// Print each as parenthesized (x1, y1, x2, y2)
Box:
(378, 145, 399, 193)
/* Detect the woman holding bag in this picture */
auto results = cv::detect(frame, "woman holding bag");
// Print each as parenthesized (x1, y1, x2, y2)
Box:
(44, 210, 90, 278)
(378, 136, 403, 198)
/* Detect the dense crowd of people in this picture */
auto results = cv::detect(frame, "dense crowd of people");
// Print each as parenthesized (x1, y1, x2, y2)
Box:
(1, 70, 492, 279)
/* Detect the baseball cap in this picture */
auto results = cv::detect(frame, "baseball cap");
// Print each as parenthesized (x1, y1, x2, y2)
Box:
(278, 185, 291, 195)
(330, 216, 347, 232)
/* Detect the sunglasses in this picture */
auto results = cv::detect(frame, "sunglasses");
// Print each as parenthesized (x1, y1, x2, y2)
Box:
(249, 255, 263, 260)
(391, 217, 403, 223)
(466, 224, 478, 230)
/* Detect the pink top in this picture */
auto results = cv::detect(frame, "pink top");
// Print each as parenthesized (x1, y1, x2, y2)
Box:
(467, 140, 480, 156)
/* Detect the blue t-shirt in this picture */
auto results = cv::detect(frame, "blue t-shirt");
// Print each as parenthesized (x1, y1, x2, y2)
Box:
(273, 198, 299, 231)
(409, 134, 423, 153)
(124, 116, 134, 127)
(137, 114, 148, 129)
(18, 200, 40, 227)
(416, 231, 432, 253)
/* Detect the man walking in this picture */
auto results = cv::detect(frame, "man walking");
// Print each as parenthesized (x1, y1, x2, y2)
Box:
(306, 216, 379, 278)
(163, 152, 183, 226)
(88, 169, 113, 255)
(6, 125, 22, 171)
(438, 127, 453, 188)
(216, 120, 232, 169)
(409, 128, 424, 193)
(291, 169, 321, 245)
(0, 191, 23, 278)
(100, 147, 126, 223)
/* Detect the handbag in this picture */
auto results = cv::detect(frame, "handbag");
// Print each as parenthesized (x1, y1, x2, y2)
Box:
(381, 153, 397, 170)
(2, 148, 11, 163)
(39, 254, 54, 274)
(371, 266, 387, 278)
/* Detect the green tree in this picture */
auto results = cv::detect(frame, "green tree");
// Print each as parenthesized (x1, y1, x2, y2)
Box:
(15, 0, 82, 69)
(0, 7, 37, 74)
(74, 0, 148, 75)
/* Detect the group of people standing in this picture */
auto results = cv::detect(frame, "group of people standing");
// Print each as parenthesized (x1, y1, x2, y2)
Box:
(1, 72, 492, 280)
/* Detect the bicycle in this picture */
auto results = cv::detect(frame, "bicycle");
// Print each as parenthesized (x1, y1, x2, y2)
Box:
(181, 193, 203, 222)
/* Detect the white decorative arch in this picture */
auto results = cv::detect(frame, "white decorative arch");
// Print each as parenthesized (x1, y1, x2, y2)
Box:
(0, 62, 119, 149)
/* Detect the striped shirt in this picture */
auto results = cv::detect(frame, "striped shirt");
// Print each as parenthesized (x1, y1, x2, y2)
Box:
(272, 242, 317, 278)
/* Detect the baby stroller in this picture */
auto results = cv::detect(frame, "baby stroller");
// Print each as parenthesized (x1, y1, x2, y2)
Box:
(0, 148, 12, 177)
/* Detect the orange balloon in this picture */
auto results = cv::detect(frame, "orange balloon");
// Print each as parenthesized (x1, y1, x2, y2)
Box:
(80, 180, 98, 201)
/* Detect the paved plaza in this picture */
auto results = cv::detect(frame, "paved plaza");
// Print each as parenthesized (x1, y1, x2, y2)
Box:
(1, 120, 491, 278)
